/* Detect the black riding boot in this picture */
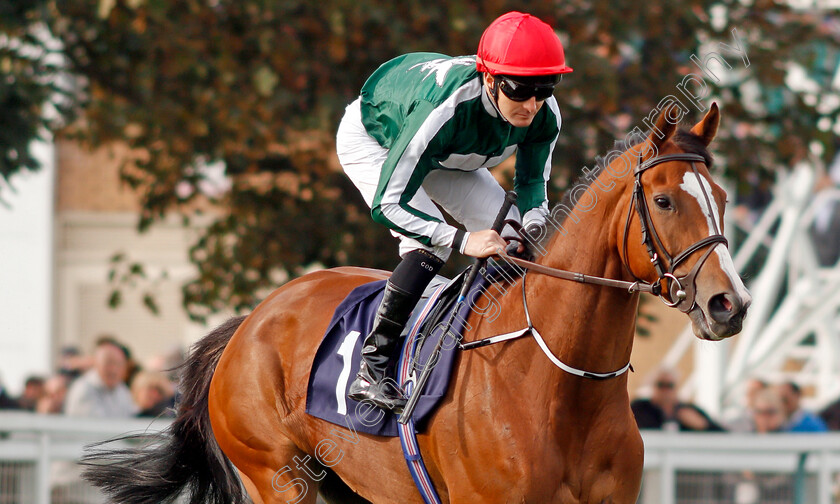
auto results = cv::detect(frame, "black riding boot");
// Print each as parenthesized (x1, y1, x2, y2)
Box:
(347, 249, 444, 413)
(347, 281, 417, 412)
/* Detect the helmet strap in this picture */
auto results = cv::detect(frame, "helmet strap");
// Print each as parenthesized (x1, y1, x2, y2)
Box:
(486, 75, 510, 124)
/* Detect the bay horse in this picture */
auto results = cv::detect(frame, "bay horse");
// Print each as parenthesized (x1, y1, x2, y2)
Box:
(84, 104, 750, 504)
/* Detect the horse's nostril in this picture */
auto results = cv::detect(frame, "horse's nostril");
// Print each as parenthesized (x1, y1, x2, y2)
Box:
(708, 293, 737, 323)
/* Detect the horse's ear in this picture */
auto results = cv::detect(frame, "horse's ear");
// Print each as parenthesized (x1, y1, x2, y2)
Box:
(648, 104, 679, 150)
(690, 102, 720, 146)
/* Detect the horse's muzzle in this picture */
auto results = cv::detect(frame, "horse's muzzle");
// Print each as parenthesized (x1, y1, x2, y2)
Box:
(704, 291, 750, 338)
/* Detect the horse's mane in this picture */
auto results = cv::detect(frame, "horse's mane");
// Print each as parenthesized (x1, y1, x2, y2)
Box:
(535, 128, 713, 251)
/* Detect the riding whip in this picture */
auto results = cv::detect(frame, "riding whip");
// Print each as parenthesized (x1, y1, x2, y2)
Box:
(398, 191, 517, 424)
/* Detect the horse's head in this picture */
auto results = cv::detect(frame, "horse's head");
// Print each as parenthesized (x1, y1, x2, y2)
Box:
(620, 103, 751, 340)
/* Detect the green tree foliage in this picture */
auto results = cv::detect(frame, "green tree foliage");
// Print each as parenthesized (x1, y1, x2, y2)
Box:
(3, 0, 839, 320)
(0, 0, 70, 201)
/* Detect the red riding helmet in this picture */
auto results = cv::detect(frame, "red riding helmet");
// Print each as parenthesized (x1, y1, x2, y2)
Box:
(476, 11, 573, 76)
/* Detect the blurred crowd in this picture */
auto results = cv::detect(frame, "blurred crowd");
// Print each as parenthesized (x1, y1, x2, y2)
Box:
(0, 337, 185, 503)
(631, 368, 840, 504)
(6, 339, 838, 434)
(631, 367, 836, 434)
(0, 335, 184, 420)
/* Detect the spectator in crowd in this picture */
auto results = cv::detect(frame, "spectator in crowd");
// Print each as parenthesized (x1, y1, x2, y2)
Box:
(36, 374, 69, 414)
(122, 344, 142, 388)
(730, 388, 794, 504)
(16, 375, 45, 411)
(819, 394, 840, 431)
(130, 370, 175, 418)
(63, 337, 137, 418)
(750, 387, 787, 434)
(777, 381, 827, 432)
(53, 337, 137, 503)
(726, 377, 768, 432)
(631, 367, 725, 432)
(57, 345, 89, 382)
(145, 344, 186, 384)
(0, 376, 18, 410)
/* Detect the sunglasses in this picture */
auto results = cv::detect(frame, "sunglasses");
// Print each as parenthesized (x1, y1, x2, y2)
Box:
(655, 381, 675, 389)
(497, 75, 558, 102)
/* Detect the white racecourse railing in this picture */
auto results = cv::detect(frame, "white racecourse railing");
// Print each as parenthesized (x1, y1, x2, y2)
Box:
(0, 412, 173, 504)
(2, 412, 840, 504)
(641, 431, 840, 504)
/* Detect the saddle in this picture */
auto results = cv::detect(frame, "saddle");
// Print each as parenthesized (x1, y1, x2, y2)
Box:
(305, 262, 520, 436)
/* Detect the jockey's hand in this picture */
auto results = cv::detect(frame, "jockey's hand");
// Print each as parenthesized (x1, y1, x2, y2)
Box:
(504, 240, 528, 259)
(463, 229, 508, 258)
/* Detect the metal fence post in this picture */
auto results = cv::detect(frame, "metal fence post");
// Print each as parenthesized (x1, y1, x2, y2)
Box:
(818, 449, 832, 504)
(794, 452, 808, 504)
(37, 431, 50, 504)
(660, 437, 675, 504)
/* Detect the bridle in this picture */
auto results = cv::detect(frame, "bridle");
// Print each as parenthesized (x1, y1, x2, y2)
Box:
(503, 152, 728, 313)
(463, 152, 729, 379)
(621, 152, 728, 313)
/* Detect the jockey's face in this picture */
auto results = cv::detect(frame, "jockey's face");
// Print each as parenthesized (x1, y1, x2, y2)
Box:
(483, 74, 545, 128)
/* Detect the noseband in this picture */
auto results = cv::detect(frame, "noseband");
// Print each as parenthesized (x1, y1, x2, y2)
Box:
(622, 153, 728, 313)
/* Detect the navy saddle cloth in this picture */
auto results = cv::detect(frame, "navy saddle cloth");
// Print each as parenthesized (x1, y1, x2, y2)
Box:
(305, 271, 487, 436)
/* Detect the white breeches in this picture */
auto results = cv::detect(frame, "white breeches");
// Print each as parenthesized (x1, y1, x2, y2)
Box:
(336, 98, 519, 261)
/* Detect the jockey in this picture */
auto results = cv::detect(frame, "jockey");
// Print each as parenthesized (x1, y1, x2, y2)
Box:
(336, 11, 573, 412)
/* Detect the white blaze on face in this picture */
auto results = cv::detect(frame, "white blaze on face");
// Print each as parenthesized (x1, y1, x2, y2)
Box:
(679, 172, 751, 302)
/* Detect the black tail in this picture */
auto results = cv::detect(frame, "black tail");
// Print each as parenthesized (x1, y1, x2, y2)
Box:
(82, 316, 249, 504)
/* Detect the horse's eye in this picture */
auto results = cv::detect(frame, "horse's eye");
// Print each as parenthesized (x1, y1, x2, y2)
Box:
(654, 196, 673, 210)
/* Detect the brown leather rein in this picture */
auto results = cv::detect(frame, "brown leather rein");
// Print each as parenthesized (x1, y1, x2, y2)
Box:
(503, 153, 728, 313)
(459, 153, 729, 379)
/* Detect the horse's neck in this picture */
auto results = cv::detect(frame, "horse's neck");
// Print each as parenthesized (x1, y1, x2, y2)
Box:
(490, 186, 639, 415)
